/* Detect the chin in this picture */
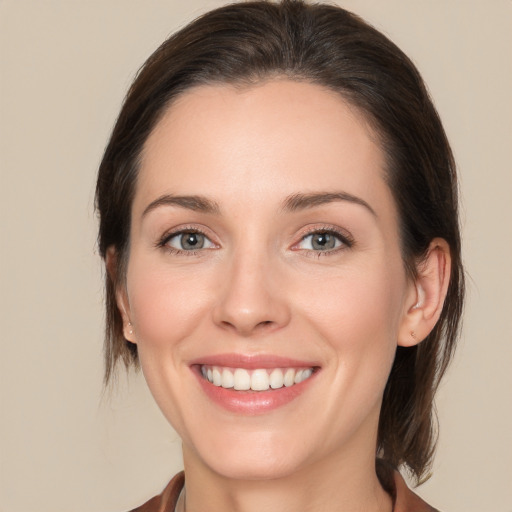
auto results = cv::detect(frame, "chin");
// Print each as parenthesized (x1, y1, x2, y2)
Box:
(184, 425, 320, 482)
(206, 451, 306, 481)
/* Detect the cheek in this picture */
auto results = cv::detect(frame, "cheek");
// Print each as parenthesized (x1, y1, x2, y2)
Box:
(126, 258, 213, 350)
(297, 260, 406, 344)
(293, 260, 407, 400)
(123, 257, 217, 431)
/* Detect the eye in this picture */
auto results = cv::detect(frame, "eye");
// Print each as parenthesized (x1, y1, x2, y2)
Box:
(166, 231, 215, 251)
(295, 230, 350, 252)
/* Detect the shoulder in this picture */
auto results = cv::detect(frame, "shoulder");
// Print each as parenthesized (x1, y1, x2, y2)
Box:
(128, 471, 184, 512)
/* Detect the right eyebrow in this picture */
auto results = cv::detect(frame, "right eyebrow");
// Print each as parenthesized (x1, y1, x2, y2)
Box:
(141, 194, 221, 218)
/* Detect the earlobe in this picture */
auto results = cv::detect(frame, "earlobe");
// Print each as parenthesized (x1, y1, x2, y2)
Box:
(106, 246, 137, 344)
(398, 238, 451, 347)
(120, 308, 136, 343)
(125, 321, 135, 342)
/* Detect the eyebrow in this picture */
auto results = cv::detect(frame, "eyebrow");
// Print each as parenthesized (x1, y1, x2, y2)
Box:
(142, 194, 221, 217)
(141, 191, 376, 218)
(282, 192, 376, 216)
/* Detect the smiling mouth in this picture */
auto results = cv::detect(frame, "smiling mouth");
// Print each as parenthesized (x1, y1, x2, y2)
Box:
(200, 365, 315, 392)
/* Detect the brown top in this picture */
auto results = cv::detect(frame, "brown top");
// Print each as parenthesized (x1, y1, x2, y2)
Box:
(129, 470, 439, 512)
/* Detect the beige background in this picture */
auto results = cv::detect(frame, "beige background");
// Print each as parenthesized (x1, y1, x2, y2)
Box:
(1, 1, 511, 511)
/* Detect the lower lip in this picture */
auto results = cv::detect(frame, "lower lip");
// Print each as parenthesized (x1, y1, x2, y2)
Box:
(192, 366, 317, 415)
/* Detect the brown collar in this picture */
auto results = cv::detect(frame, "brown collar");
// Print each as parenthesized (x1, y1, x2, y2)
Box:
(129, 469, 439, 512)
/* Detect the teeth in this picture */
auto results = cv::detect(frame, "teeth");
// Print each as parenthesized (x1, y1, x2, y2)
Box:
(233, 368, 251, 390)
(302, 368, 313, 380)
(269, 368, 284, 389)
(202, 365, 314, 391)
(284, 368, 295, 387)
(212, 368, 222, 386)
(251, 369, 269, 391)
(221, 368, 234, 388)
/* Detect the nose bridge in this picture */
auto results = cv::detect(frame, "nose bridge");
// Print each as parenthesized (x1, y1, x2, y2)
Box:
(213, 238, 289, 335)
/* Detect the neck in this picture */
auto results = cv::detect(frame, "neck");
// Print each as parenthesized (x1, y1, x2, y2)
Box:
(181, 444, 392, 512)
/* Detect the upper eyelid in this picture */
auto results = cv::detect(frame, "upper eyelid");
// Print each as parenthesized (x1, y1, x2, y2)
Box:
(158, 225, 216, 245)
(295, 235, 350, 251)
(167, 231, 216, 251)
(295, 225, 354, 244)
(158, 228, 218, 256)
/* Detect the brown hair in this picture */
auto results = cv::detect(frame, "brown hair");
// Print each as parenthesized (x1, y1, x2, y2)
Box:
(96, 0, 464, 483)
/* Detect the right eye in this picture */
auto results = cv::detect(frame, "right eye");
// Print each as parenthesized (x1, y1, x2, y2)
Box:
(166, 231, 215, 251)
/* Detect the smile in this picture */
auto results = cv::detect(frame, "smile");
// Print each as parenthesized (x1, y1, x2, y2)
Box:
(200, 365, 314, 391)
(192, 355, 320, 414)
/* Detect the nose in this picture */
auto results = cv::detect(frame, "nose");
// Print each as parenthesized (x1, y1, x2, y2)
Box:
(212, 249, 291, 337)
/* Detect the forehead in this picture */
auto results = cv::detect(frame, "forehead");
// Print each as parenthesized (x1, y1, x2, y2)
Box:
(136, 80, 392, 217)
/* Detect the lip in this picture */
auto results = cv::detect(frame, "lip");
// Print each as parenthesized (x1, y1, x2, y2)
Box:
(189, 353, 319, 369)
(190, 353, 320, 415)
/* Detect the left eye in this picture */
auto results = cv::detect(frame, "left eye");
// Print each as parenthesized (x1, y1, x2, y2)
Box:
(167, 231, 215, 251)
(296, 231, 344, 251)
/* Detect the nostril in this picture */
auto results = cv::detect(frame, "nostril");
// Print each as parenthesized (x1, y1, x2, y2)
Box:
(219, 318, 276, 336)
(212, 285, 291, 335)
(254, 320, 277, 331)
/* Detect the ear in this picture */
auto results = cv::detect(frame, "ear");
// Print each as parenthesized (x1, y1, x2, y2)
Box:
(398, 238, 451, 347)
(106, 246, 137, 344)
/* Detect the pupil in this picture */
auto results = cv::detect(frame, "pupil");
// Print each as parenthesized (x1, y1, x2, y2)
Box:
(182, 233, 204, 250)
(312, 233, 335, 250)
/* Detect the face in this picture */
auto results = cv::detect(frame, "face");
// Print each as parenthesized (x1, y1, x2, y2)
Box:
(119, 80, 416, 480)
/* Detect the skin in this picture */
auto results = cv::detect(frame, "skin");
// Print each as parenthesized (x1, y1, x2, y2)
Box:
(113, 80, 450, 512)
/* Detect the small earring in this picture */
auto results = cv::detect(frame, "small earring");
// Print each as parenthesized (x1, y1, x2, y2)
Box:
(411, 330, 417, 340)
(128, 322, 133, 335)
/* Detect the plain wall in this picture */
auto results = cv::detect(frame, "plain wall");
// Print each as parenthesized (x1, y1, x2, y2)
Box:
(1, 1, 511, 511)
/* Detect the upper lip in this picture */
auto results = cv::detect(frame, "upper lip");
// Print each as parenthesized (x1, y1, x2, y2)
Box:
(189, 353, 320, 369)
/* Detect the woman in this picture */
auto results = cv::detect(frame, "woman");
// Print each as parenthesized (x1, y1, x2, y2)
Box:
(96, 1, 464, 511)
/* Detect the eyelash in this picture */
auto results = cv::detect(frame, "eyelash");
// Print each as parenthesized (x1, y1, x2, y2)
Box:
(294, 226, 354, 257)
(156, 225, 354, 257)
(157, 226, 215, 256)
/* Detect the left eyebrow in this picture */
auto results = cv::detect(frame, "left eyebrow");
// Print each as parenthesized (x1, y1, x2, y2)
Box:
(281, 191, 377, 217)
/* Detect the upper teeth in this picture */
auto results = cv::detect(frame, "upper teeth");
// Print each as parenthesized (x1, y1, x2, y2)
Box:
(201, 366, 313, 391)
